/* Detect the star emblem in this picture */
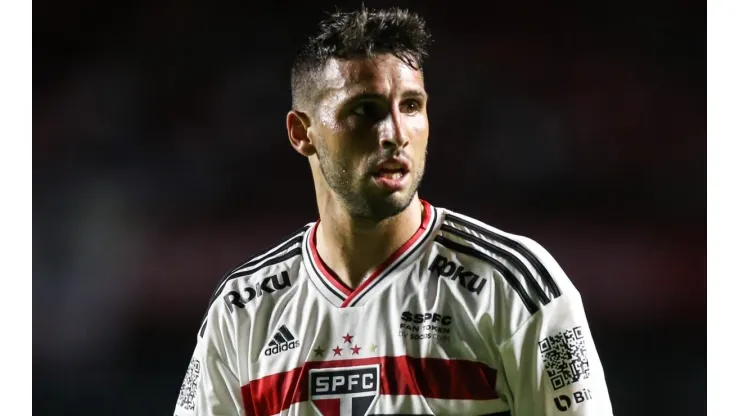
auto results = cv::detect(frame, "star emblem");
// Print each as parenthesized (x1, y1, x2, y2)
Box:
(332, 346, 342, 356)
(369, 343, 377, 353)
(351, 345, 361, 355)
(313, 346, 325, 358)
(342, 333, 354, 344)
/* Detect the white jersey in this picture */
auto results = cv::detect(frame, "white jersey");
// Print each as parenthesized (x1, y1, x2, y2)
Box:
(174, 201, 613, 416)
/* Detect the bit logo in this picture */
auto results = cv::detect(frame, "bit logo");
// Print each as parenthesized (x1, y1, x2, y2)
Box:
(428, 255, 487, 294)
(554, 388, 593, 412)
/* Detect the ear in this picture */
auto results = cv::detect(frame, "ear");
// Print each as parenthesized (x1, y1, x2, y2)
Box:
(286, 110, 317, 157)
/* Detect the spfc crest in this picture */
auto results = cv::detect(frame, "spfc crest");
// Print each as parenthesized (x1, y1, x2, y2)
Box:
(309, 364, 380, 416)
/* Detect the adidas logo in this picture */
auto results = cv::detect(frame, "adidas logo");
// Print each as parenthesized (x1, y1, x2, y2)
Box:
(264, 325, 301, 356)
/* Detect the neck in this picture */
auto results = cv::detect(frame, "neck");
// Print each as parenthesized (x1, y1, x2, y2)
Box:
(315, 195, 423, 289)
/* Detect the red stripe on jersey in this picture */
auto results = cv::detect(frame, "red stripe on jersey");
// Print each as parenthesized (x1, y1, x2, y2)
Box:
(308, 224, 353, 297)
(241, 355, 498, 415)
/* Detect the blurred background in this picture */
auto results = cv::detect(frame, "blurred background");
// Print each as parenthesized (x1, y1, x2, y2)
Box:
(33, 1, 706, 415)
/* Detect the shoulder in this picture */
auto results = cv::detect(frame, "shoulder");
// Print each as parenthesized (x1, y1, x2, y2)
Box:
(434, 207, 579, 312)
(199, 223, 311, 332)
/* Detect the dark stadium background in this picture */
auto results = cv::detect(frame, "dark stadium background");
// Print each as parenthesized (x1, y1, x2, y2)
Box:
(33, 1, 706, 415)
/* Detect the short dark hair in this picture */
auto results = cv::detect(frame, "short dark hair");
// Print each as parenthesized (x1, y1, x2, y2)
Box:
(290, 6, 432, 112)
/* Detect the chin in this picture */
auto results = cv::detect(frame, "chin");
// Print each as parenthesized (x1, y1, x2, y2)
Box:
(364, 192, 415, 221)
(341, 178, 420, 221)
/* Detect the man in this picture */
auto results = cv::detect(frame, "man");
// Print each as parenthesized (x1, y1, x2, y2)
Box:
(174, 7, 613, 416)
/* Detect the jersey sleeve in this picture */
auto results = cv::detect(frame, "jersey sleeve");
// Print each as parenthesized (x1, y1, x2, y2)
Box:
(497, 239, 614, 416)
(173, 300, 245, 416)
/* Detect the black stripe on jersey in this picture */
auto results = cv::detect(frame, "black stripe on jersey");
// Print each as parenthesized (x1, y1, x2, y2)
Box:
(207, 247, 302, 309)
(445, 214, 561, 298)
(207, 225, 309, 307)
(198, 247, 302, 338)
(304, 231, 347, 301)
(224, 225, 309, 277)
(229, 247, 301, 278)
(198, 247, 302, 337)
(347, 206, 438, 307)
(198, 226, 308, 338)
(434, 235, 538, 314)
(440, 224, 550, 305)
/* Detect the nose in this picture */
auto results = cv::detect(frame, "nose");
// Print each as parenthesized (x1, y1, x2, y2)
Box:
(379, 108, 409, 150)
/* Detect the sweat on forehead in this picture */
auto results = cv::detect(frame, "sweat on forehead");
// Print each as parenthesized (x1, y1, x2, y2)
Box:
(319, 55, 424, 98)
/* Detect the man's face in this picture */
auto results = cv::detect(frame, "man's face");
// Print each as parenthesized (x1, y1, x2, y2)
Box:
(310, 54, 429, 221)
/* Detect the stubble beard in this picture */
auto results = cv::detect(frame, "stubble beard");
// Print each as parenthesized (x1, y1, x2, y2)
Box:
(315, 142, 426, 223)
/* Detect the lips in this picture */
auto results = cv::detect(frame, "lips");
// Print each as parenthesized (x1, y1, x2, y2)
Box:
(371, 158, 410, 192)
(373, 158, 410, 178)
(376, 170, 404, 180)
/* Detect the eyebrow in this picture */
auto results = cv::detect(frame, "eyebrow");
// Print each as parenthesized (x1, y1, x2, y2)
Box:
(341, 89, 429, 106)
(402, 89, 429, 101)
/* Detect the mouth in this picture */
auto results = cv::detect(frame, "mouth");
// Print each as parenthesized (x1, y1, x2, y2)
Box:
(373, 168, 407, 180)
(372, 159, 410, 178)
(371, 159, 410, 191)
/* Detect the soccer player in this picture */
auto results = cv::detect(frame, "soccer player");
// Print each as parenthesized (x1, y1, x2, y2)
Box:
(174, 6, 613, 416)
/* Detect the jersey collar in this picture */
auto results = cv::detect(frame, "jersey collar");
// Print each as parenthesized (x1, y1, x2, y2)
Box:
(303, 200, 438, 308)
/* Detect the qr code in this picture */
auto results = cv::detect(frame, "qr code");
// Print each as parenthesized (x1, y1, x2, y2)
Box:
(177, 358, 201, 411)
(538, 326, 590, 390)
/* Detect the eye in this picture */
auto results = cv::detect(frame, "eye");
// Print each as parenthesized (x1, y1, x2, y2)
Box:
(401, 99, 422, 114)
(351, 102, 385, 120)
(352, 103, 370, 116)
